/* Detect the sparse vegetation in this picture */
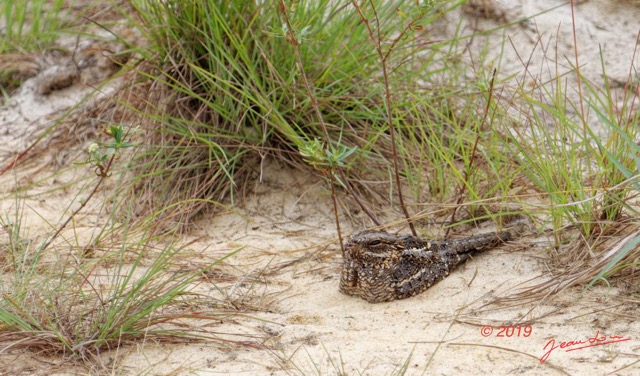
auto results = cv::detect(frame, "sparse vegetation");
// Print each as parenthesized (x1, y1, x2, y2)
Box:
(0, 210, 244, 362)
(0, 122, 247, 369)
(0, 0, 639, 373)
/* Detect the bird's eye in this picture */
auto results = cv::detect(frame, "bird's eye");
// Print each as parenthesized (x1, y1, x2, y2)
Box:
(368, 240, 382, 246)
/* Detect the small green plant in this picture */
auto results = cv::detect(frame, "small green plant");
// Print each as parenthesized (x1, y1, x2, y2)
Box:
(86, 124, 134, 177)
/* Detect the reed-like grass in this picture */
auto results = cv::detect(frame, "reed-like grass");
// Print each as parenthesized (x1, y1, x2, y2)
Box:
(498, 24, 640, 294)
(0, 0, 67, 54)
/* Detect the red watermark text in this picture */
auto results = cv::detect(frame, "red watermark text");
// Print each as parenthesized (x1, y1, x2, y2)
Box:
(540, 330, 632, 363)
(480, 325, 532, 337)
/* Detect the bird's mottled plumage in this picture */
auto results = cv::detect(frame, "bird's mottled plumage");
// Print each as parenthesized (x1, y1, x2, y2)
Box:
(339, 229, 516, 303)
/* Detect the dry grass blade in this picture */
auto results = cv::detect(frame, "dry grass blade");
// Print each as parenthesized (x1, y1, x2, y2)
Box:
(488, 223, 640, 306)
(448, 343, 571, 376)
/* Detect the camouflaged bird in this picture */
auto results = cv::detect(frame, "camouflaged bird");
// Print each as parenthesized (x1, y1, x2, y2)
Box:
(339, 228, 520, 303)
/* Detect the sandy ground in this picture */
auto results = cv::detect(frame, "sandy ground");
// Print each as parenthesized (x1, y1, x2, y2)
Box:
(1, 1, 639, 375)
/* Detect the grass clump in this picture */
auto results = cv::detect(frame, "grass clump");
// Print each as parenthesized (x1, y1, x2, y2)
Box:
(125, 0, 523, 235)
(127, 0, 399, 228)
(0, 123, 252, 368)
(497, 28, 640, 295)
(0, 215, 245, 363)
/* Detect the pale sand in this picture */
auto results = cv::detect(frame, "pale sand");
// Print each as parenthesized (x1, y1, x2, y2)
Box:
(0, 1, 638, 374)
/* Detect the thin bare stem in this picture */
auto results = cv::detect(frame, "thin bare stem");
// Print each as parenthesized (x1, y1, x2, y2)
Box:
(445, 68, 497, 237)
(39, 154, 115, 252)
(352, 1, 417, 236)
(278, 1, 346, 250)
(569, 0, 587, 151)
(338, 170, 380, 226)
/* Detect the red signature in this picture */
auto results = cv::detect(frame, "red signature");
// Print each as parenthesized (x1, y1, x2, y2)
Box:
(540, 330, 632, 363)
